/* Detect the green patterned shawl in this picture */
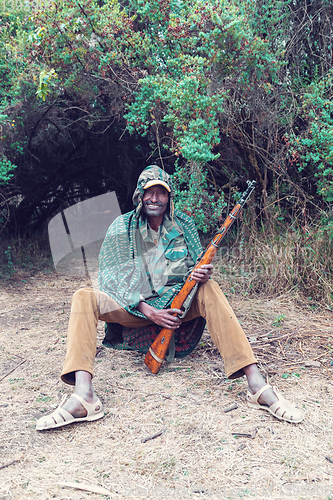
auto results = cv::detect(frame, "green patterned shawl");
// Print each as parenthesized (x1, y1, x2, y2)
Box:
(98, 166, 202, 318)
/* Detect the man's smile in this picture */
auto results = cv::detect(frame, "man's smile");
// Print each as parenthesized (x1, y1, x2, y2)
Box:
(142, 185, 169, 220)
(145, 203, 162, 209)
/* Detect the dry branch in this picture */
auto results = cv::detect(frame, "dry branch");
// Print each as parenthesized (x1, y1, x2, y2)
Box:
(0, 359, 26, 383)
(0, 455, 23, 470)
(59, 481, 113, 495)
(141, 429, 166, 443)
(223, 403, 238, 413)
(232, 427, 258, 439)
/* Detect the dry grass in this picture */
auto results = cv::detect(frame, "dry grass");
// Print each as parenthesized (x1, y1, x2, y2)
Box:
(1, 271, 333, 499)
(214, 223, 333, 309)
(0, 234, 51, 279)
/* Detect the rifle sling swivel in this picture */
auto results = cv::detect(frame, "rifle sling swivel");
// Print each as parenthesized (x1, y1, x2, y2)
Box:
(210, 226, 227, 247)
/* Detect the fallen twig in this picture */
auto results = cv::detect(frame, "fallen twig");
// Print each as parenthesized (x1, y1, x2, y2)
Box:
(281, 361, 306, 367)
(232, 427, 258, 439)
(232, 432, 252, 439)
(313, 352, 331, 361)
(0, 455, 23, 470)
(59, 481, 113, 495)
(256, 318, 311, 344)
(207, 366, 224, 379)
(141, 429, 166, 443)
(115, 382, 133, 391)
(223, 403, 238, 413)
(0, 359, 26, 383)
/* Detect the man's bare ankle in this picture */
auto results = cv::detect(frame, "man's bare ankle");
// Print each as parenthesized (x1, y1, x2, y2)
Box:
(74, 389, 97, 404)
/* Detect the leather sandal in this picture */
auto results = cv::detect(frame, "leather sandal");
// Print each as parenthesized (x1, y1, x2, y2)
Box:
(246, 384, 304, 423)
(36, 394, 104, 430)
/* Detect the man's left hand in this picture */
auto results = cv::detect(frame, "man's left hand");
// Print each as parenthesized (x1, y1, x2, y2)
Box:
(191, 263, 213, 283)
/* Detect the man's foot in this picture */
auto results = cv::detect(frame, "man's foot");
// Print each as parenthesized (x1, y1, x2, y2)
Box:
(35, 393, 104, 430)
(61, 389, 98, 418)
(248, 383, 279, 407)
(243, 363, 304, 423)
(244, 363, 279, 406)
(247, 384, 304, 423)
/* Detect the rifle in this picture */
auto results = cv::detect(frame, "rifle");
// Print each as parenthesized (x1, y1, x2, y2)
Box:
(144, 180, 256, 374)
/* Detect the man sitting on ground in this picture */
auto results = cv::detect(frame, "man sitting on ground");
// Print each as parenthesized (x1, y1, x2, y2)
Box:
(36, 166, 303, 430)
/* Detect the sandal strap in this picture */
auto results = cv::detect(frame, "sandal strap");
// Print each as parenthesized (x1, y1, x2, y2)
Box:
(53, 407, 73, 423)
(269, 388, 291, 416)
(71, 393, 102, 417)
(247, 383, 272, 403)
(38, 407, 73, 428)
(57, 394, 68, 409)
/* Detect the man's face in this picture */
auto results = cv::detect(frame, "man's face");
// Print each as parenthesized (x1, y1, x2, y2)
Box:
(142, 185, 169, 218)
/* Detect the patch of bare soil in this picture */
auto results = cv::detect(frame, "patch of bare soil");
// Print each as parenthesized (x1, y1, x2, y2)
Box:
(0, 271, 333, 500)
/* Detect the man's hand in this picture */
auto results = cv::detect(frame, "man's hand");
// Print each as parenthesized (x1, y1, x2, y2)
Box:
(137, 302, 182, 329)
(190, 263, 213, 283)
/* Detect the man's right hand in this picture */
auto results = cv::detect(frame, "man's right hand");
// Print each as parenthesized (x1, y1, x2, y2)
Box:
(137, 302, 182, 329)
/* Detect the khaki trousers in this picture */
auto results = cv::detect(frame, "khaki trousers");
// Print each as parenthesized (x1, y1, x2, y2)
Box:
(61, 280, 256, 385)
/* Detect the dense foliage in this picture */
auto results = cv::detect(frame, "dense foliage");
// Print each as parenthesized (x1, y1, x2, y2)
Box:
(0, 0, 332, 238)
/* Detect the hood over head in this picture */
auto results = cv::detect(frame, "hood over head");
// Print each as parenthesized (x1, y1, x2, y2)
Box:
(132, 166, 175, 213)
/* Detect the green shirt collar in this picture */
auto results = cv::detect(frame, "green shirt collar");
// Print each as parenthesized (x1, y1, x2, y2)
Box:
(139, 213, 183, 247)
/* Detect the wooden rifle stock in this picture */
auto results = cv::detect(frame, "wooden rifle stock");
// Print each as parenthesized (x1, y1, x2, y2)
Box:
(144, 180, 256, 374)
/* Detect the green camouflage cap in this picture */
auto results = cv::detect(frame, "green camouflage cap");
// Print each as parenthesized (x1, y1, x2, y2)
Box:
(132, 165, 174, 208)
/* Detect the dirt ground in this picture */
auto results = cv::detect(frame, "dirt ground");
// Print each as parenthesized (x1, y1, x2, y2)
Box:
(1, 270, 333, 500)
